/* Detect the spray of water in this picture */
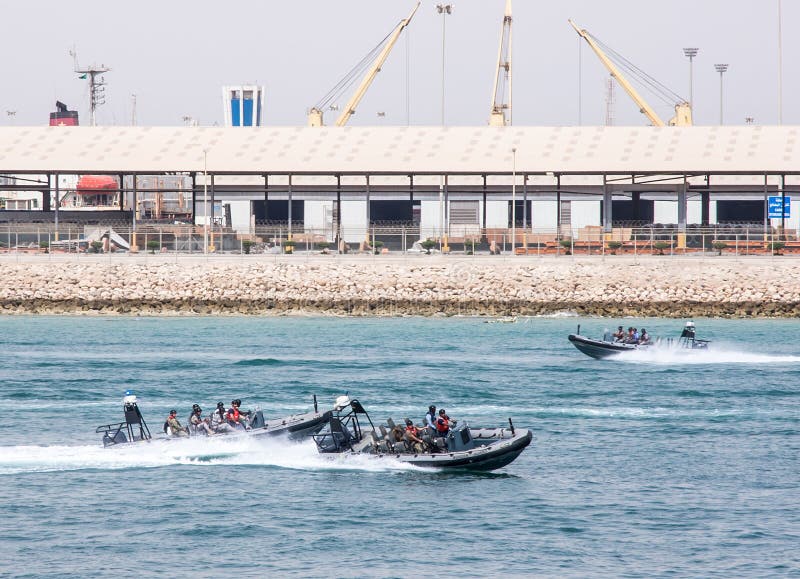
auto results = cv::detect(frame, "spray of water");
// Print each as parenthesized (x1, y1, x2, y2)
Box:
(613, 344, 800, 366)
(0, 436, 427, 476)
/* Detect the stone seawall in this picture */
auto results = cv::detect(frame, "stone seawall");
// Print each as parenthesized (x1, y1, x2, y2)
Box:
(1, 257, 799, 317)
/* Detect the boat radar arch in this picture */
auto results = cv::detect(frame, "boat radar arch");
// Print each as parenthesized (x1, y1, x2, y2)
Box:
(334, 395, 351, 411)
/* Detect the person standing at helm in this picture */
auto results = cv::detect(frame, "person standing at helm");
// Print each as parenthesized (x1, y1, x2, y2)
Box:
(436, 409, 453, 438)
(226, 399, 251, 430)
(210, 402, 234, 433)
(425, 405, 437, 433)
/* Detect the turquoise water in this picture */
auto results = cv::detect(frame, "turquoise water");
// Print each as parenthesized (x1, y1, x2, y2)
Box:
(1, 315, 799, 577)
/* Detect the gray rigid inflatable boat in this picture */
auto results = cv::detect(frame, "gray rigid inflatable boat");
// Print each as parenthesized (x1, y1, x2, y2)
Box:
(312, 397, 532, 472)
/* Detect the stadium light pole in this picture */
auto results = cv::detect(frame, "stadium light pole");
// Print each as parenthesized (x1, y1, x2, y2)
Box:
(683, 48, 699, 110)
(715, 64, 728, 125)
(436, 4, 452, 249)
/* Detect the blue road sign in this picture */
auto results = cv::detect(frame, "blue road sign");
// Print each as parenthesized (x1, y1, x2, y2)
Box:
(768, 196, 791, 219)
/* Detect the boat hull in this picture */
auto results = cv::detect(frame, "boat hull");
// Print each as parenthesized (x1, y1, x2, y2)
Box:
(568, 334, 642, 359)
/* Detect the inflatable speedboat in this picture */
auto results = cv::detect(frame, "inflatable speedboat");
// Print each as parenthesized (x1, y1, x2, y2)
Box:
(568, 321, 710, 360)
(311, 396, 532, 472)
(96, 392, 331, 447)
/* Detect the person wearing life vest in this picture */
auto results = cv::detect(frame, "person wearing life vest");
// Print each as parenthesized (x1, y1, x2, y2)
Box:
(404, 419, 427, 453)
(225, 399, 251, 430)
(209, 402, 234, 433)
(436, 409, 452, 438)
(164, 409, 188, 437)
(425, 405, 437, 433)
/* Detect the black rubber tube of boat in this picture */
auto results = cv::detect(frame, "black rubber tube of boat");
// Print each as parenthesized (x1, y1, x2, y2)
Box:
(508, 418, 515, 435)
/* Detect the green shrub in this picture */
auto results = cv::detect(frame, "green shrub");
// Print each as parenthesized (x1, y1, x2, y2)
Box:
(606, 241, 622, 254)
(420, 239, 437, 254)
(559, 239, 572, 254)
(769, 241, 785, 254)
(653, 241, 670, 255)
(242, 240, 255, 254)
(146, 240, 160, 254)
(89, 241, 103, 254)
(711, 241, 727, 255)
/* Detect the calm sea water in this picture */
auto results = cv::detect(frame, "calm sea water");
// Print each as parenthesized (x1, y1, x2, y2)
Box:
(0, 315, 798, 578)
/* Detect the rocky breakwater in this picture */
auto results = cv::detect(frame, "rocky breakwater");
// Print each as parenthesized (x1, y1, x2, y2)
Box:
(1, 258, 800, 317)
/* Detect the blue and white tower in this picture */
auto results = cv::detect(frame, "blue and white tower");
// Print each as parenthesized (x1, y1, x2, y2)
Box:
(222, 85, 265, 127)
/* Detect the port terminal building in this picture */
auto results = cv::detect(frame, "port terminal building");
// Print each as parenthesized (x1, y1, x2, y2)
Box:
(0, 125, 798, 248)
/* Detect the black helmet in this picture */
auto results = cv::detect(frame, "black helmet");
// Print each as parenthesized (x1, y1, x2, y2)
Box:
(232, 399, 241, 406)
(192, 403, 200, 410)
(405, 419, 413, 426)
(194, 406, 202, 413)
(217, 401, 225, 408)
(429, 405, 436, 412)
(439, 409, 446, 415)
(169, 409, 177, 415)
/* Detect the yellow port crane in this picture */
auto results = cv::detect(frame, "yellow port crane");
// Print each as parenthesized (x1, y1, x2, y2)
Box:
(569, 19, 692, 127)
(489, 0, 513, 126)
(308, 2, 419, 127)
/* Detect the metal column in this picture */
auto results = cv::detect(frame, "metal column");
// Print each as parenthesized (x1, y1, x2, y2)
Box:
(602, 175, 612, 233)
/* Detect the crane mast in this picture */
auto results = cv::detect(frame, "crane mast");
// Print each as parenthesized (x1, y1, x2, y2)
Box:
(309, 2, 419, 127)
(569, 19, 666, 126)
(489, 0, 513, 126)
(570, 19, 692, 126)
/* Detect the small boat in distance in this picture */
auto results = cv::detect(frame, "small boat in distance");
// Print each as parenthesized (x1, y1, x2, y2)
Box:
(568, 321, 710, 360)
(311, 396, 532, 472)
(96, 391, 331, 447)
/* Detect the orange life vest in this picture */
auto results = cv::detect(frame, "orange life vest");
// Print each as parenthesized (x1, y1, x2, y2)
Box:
(227, 407, 240, 422)
(436, 415, 449, 433)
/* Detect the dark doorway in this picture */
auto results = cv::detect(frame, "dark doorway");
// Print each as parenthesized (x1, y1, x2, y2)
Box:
(507, 200, 532, 226)
(253, 200, 304, 224)
(610, 199, 654, 224)
(716, 200, 764, 222)
(369, 200, 413, 224)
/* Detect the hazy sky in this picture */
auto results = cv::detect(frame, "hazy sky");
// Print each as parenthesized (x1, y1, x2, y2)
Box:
(1, 0, 795, 128)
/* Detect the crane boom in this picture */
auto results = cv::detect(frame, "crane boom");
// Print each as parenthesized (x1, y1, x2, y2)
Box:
(569, 19, 666, 127)
(489, 0, 513, 126)
(332, 2, 419, 127)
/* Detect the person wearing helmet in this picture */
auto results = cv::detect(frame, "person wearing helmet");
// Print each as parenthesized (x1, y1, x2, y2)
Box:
(425, 405, 437, 433)
(164, 409, 188, 437)
(225, 399, 251, 430)
(188, 404, 214, 436)
(436, 409, 452, 438)
(209, 401, 234, 433)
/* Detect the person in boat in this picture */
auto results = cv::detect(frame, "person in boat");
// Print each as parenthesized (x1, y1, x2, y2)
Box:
(639, 328, 651, 345)
(226, 399, 251, 430)
(164, 409, 188, 437)
(209, 402, 234, 433)
(623, 327, 636, 344)
(436, 409, 453, 439)
(404, 419, 428, 453)
(425, 405, 438, 433)
(390, 425, 408, 451)
(612, 326, 625, 342)
(188, 404, 214, 436)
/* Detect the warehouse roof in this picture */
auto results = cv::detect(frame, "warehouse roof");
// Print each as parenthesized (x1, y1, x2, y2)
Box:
(0, 125, 798, 176)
